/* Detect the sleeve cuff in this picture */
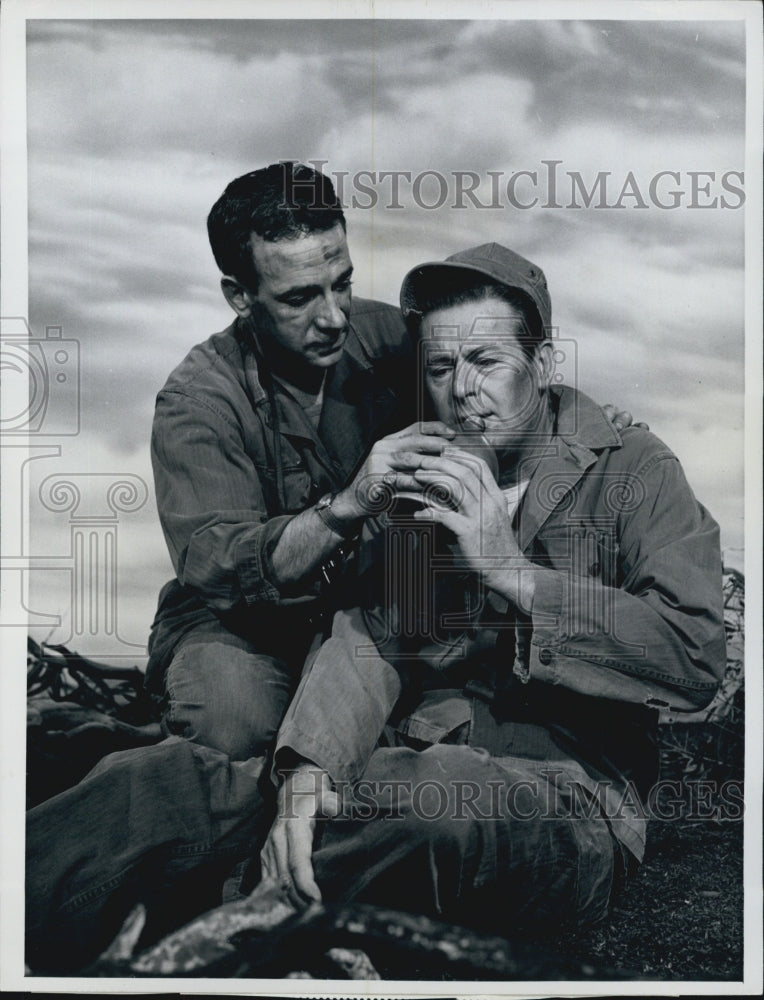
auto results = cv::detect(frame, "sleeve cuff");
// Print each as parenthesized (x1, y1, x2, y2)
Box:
(530, 568, 567, 640)
(272, 727, 355, 790)
(236, 513, 296, 603)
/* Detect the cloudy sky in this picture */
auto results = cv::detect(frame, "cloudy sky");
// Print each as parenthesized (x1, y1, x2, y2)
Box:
(18, 11, 749, 664)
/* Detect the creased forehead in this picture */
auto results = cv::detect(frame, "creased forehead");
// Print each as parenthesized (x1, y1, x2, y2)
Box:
(249, 224, 351, 287)
(421, 297, 526, 347)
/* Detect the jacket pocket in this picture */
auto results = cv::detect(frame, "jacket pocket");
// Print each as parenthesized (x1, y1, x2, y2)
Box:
(254, 462, 314, 515)
(536, 524, 618, 586)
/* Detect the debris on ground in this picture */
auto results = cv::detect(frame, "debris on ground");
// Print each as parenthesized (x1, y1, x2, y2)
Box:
(25, 568, 745, 980)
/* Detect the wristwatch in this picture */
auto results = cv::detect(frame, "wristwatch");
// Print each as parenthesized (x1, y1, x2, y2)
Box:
(314, 492, 360, 540)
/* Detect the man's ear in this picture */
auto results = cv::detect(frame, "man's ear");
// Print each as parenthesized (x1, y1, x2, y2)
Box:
(535, 340, 555, 390)
(221, 276, 255, 318)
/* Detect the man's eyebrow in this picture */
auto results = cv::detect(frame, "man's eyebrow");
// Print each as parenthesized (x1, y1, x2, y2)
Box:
(425, 349, 455, 364)
(446, 344, 493, 365)
(461, 343, 518, 362)
(334, 265, 354, 285)
(273, 265, 354, 302)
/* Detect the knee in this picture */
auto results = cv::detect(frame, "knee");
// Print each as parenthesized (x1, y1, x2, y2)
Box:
(163, 687, 280, 759)
(164, 704, 276, 760)
(162, 643, 293, 759)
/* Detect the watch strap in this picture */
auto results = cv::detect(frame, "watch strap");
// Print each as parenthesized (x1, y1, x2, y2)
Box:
(315, 493, 360, 540)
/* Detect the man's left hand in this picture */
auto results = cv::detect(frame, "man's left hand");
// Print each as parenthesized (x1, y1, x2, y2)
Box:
(260, 763, 340, 909)
(602, 403, 649, 432)
(397, 448, 535, 609)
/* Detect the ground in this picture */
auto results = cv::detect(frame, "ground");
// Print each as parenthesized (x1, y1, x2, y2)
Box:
(25, 563, 747, 981)
(536, 816, 745, 981)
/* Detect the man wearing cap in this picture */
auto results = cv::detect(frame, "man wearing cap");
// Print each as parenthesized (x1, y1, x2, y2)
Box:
(146, 163, 638, 762)
(260, 242, 726, 935)
(24, 223, 656, 970)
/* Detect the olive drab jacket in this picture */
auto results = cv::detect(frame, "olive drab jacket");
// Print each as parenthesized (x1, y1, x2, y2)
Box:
(275, 386, 726, 862)
(146, 298, 413, 691)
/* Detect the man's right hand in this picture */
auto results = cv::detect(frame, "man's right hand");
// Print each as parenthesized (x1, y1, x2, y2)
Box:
(269, 422, 456, 583)
(259, 763, 340, 908)
(332, 421, 457, 523)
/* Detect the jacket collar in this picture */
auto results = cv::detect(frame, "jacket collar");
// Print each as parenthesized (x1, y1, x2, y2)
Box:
(237, 317, 375, 414)
(554, 384, 623, 451)
(516, 386, 623, 550)
(236, 316, 397, 485)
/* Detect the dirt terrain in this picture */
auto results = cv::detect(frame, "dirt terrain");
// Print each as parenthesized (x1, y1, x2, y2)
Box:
(530, 815, 744, 981)
(25, 567, 746, 980)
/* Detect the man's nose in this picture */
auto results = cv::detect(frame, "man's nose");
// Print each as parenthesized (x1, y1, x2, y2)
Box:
(452, 358, 478, 405)
(315, 291, 345, 329)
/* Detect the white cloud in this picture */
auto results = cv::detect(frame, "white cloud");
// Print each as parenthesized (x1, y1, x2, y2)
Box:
(20, 18, 748, 653)
(27, 31, 340, 160)
(23, 437, 170, 664)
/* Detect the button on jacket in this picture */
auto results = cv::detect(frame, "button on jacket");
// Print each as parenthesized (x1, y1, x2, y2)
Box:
(275, 386, 727, 861)
(145, 298, 412, 691)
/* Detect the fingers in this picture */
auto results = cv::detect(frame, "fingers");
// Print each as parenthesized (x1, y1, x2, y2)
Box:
(285, 818, 322, 903)
(260, 819, 321, 907)
(603, 403, 627, 431)
(392, 421, 455, 440)
(392, 446, 493, 476)
(259, 766, 338, 907)
(441, 445, 499, 485)
(260, 826, 287, 890)
(287, 786, 340, 901)
(319, 789, 342, 819)
(378, 471, 425, 493)
(412, 502, 462, 534)
(410, 469, 468, 510)
(406, 453, 501, 505)
(603, 403, 638, 432)
(383, 433, 452, 456)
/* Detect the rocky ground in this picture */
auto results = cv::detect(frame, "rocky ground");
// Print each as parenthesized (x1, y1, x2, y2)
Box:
(26, 566, 746, 981)
(92, 810, 743, 982)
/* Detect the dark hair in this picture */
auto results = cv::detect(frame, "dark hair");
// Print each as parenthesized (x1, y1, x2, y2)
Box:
(408, 272, 545, 357)
(206, 162, 346, 290)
